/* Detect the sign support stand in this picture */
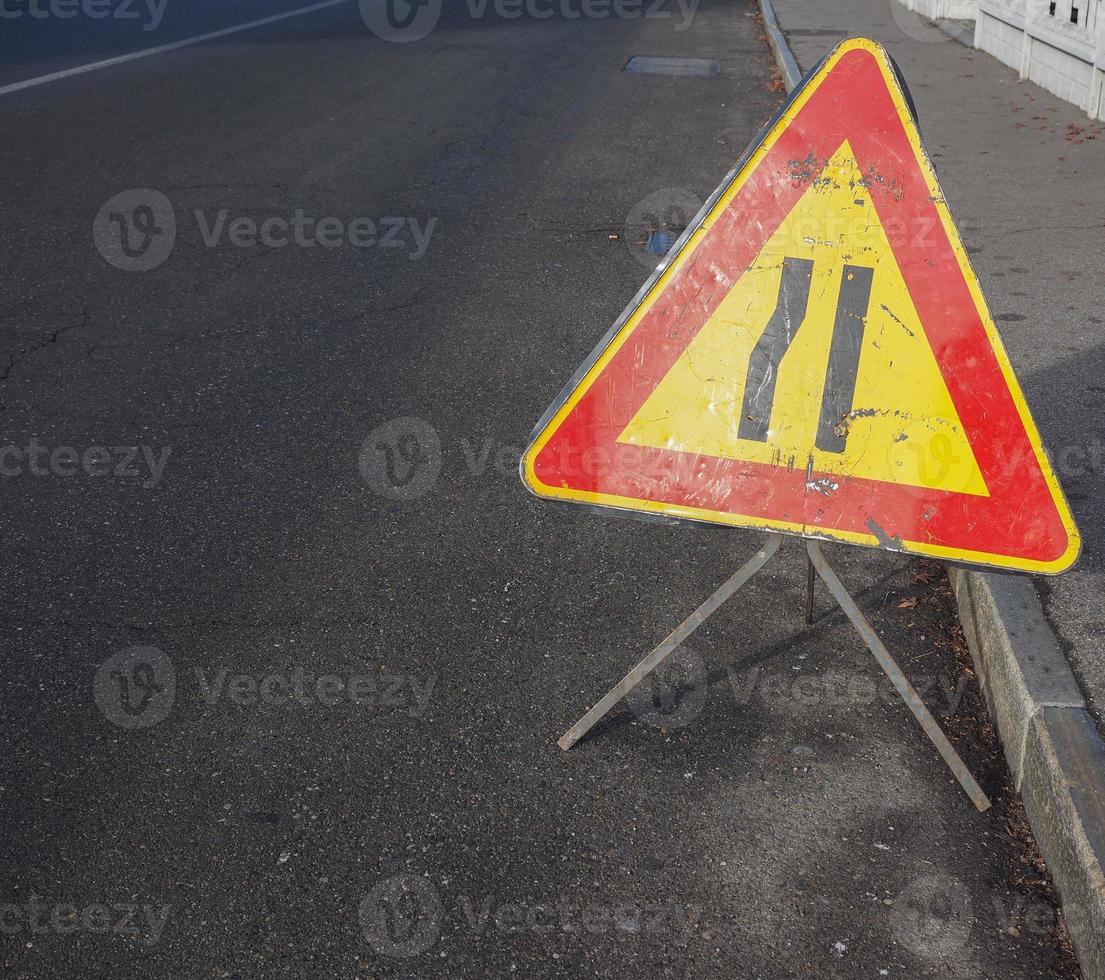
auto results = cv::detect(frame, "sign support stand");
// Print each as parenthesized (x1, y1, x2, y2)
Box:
(557, 535, 781, 752)
(804, 554, 816, 626)
(558, 534, 992, 813)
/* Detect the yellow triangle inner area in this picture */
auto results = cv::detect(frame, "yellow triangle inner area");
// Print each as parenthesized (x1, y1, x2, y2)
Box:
(619, 141, 988, 497)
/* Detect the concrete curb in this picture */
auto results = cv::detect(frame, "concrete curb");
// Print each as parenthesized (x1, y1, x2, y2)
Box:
(950, 568, 1105, 978)
(756, 6, 1105, 975)
(759, 0, 802, 92)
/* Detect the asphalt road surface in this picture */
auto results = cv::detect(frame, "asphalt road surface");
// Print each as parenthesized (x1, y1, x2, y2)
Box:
(0, 1, 1079, 976)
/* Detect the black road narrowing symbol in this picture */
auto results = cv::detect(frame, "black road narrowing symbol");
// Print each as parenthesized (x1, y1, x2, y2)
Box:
(738, 257, 875, 453)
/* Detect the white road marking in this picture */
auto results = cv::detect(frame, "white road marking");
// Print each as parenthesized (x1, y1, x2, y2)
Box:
(0, 0, 352, 98)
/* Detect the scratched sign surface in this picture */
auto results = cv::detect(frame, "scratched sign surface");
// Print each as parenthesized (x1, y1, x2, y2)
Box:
(521, 38, 1079, 574)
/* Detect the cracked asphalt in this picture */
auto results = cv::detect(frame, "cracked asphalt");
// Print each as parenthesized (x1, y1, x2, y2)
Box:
(0, 1, 1081, 976)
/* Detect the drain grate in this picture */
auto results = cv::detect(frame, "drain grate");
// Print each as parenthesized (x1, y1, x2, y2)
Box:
(624, 56, 720, 77)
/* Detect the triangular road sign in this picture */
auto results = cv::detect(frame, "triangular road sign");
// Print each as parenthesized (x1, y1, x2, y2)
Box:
(521, 37, 1079, 574)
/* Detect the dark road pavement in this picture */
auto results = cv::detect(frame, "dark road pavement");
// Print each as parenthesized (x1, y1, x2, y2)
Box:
(0, 1, 1079, 976)
(0, 0, 346, 88)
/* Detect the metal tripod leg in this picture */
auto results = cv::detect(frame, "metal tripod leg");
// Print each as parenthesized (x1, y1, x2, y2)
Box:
(804, 553, 816, 625)
(805, 540, 992, 812)
(558, 534, 783, 751)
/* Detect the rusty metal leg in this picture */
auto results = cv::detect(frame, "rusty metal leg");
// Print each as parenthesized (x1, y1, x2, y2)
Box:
(804, 554, 816, 625)
(805, 539, 991, 812)
(558, 534, 783, 751)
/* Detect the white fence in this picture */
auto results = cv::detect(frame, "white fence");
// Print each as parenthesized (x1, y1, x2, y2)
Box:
(971, 0, 1105, 118)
